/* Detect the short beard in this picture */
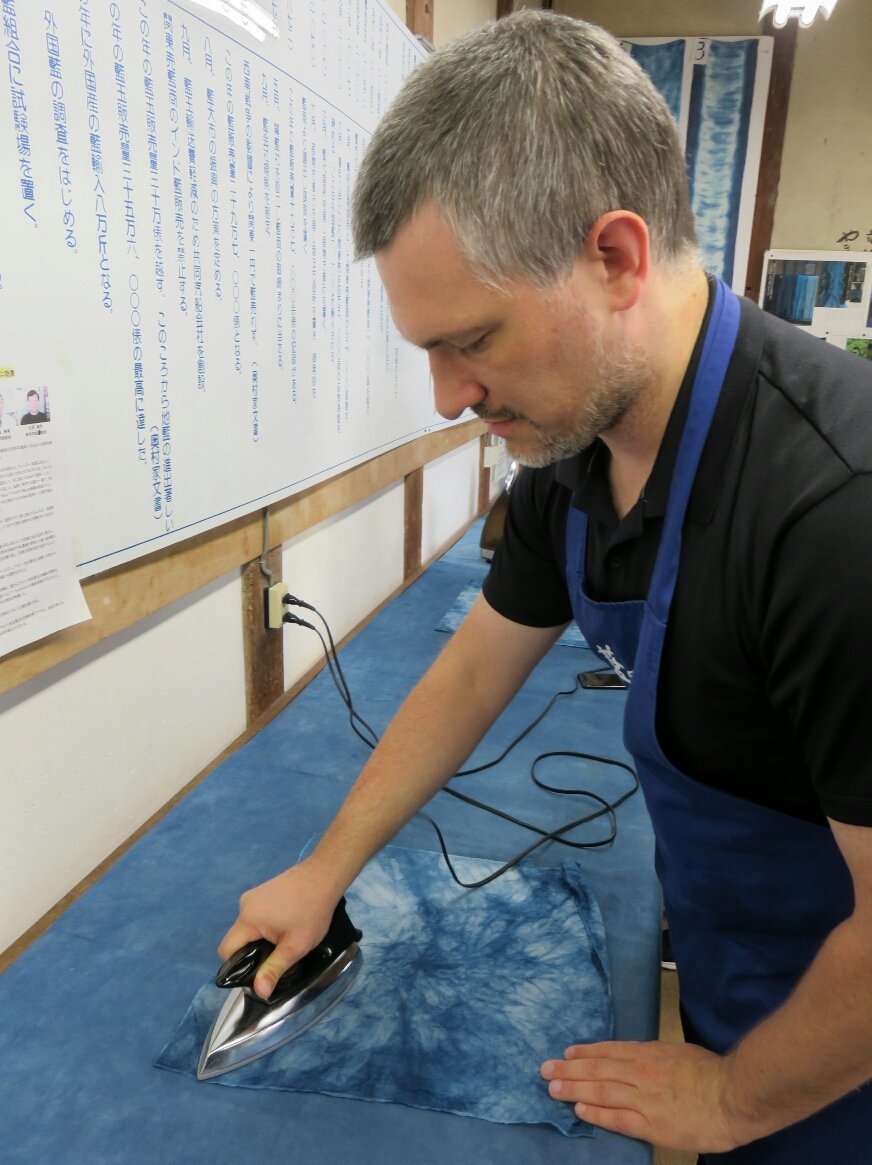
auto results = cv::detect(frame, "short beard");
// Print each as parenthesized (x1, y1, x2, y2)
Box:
(477, 339, 653, 469)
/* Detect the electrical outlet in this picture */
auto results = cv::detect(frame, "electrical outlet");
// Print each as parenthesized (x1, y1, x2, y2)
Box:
(264, 582, 288, 629)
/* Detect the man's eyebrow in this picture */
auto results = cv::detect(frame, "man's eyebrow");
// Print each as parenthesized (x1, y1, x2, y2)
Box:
(418, 324, 495, 351)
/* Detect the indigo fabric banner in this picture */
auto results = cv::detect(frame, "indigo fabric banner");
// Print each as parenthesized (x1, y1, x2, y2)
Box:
(624, 35, 772, 294)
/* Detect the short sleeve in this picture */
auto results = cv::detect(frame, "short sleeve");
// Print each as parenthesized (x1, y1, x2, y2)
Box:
(482, 466, 574, 629)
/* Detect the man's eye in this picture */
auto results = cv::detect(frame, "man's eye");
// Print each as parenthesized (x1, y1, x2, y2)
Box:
(459, 334, 488, 356)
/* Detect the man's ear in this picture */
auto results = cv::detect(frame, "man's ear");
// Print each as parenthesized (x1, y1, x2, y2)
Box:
(582, 211, 650, 312)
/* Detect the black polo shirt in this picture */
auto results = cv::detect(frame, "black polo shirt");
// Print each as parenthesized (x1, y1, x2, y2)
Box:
(483, 289, 872, 826)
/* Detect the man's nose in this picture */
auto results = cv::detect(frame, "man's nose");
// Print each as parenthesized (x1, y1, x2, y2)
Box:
(428, 350, 486, 421)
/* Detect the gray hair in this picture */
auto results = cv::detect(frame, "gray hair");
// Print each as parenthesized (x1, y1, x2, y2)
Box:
(353, 10, 697, 285)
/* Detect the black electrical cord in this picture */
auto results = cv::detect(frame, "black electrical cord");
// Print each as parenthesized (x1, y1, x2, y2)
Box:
(432, 749, 638, 888)
(453, 673, 582, 777)
(282, 610, 379, 750)
(282, 593, 638, 888)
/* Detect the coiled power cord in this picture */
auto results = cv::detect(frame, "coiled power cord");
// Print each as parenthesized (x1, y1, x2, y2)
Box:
(282, 593, 638, 889)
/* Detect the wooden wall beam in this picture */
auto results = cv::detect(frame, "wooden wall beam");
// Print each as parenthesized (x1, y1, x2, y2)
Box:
(0, 421, 484, 697)
(403, 467, 424, 578)
(241, 545, 284, 724)
(406, 0, 434, 41)
(478, 434, 492, 513)
(744, 17, 798, 301)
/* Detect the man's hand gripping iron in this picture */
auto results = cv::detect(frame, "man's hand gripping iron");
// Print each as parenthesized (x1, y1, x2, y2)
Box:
(197, 897, 363, 1080)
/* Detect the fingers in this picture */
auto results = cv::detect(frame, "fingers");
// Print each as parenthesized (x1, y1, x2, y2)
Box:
(540, 1049, 653, 1141)
(541, 1051, 641, 1095)
(540, 1044, 641, 1085)
(539, 1040, 738, 1154)
(566, 1101, 649, 1140)
(546, 1073, 640, 1110)
(565, 1040, 645, 1061)
(252, 937, 309, 1000)
(541, 1044, 645, 1118)
(540, 1062, 646, 1140)
(216, 863, 341, 999)
(217, 919, 265, 962)
(217, 919, 311, 1000)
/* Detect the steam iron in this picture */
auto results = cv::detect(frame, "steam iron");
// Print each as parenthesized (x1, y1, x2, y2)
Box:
(197, 896, 363, 1081)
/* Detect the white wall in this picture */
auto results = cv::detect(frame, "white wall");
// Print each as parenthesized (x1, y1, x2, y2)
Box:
(384, 0, 405, 25)
(0, 572, 247, 952)
(435, 1, 496, 45)
(773, 4, 872, 250)
(422, 442, 481, 562)
(281, 484, 406, 684)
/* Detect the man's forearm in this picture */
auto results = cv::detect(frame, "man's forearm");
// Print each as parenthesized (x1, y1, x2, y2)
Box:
(723, 912, 872, 1141)
(304, 596, 564, 898)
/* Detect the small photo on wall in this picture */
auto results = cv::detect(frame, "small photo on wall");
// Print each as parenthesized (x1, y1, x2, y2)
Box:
(761, 251, 872, 336)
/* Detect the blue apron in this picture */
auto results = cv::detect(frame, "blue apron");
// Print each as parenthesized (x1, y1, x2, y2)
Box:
(566, 279, 871, 1162)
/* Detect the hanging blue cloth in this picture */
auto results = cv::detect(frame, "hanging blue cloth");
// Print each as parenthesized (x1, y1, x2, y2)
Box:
(156, 844, 612, 1137)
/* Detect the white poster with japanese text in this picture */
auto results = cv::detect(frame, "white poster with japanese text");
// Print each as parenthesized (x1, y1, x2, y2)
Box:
(0, 1, 442, 578)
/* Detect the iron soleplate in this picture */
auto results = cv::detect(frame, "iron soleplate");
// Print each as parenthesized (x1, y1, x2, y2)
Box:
(197, 942, 362, 1081)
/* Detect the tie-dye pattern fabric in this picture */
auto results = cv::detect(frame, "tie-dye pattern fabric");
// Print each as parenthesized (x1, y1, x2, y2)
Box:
(156, 845, 612, 1137)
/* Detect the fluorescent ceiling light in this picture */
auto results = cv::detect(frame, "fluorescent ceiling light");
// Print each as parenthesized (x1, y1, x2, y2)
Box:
(759, 1, 838, 27)
(186, 0, 279, 42)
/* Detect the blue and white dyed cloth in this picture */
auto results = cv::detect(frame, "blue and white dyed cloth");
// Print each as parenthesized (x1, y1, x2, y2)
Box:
(156, 845, 612, 1136)
(437, 581, 589, 650)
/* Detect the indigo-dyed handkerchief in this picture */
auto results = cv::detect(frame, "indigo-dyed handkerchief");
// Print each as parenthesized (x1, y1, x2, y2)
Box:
(156, 846, 612, 1136)
(437, 582, 589, 649)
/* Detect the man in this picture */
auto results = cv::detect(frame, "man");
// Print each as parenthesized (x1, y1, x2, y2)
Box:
(19, 389, 47, 425)
(220, 13, 872, 1159)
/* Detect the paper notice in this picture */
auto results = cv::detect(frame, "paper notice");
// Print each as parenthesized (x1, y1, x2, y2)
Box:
(0, 363, 90, 658)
